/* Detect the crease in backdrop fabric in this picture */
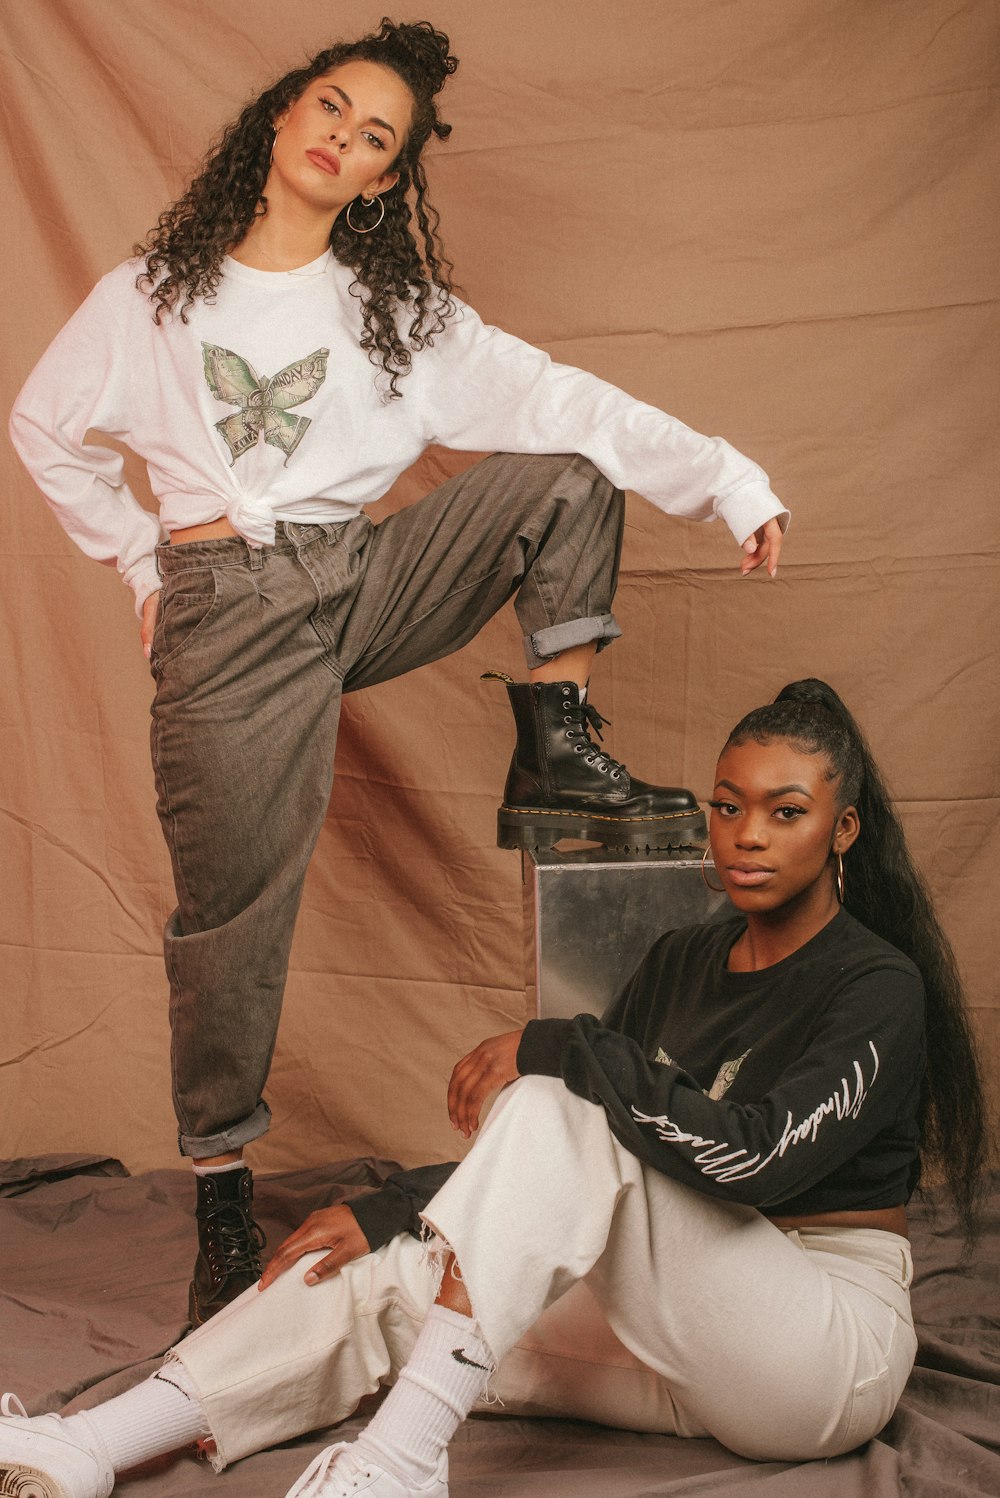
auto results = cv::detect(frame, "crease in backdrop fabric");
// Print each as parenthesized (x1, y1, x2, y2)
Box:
(0, 0, 996, 1186)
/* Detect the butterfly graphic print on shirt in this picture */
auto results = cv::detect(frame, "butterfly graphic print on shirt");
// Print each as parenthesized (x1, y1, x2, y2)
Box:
(202, 343, 330, 464)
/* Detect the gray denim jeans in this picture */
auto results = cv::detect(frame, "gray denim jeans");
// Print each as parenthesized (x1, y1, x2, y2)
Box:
(149, 453, 623, 1155)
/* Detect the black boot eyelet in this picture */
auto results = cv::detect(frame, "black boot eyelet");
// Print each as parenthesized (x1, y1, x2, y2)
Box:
(574, 743, 586, 753)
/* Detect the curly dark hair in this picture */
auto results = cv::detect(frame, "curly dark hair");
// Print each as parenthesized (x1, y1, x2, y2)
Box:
(134, 18, 458, 397)
(725, 678, 990, 1241)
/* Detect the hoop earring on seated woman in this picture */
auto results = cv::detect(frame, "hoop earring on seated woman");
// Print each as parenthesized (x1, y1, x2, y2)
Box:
(701, 845, 726, 893)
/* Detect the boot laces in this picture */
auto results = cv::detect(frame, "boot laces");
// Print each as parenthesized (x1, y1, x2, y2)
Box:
(202, 1200, 266, 1281)
(563, 699, 627, 777)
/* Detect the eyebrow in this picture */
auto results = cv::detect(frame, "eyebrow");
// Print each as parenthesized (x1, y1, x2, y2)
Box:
(326, 84, 398, 140)
(714, 780, 814, 799)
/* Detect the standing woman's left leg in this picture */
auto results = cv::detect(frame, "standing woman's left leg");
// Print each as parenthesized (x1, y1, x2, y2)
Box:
(336, 452, 622, 686)
(336, 452, 704, 848)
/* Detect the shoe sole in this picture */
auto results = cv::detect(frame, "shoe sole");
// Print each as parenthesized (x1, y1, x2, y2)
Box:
(188, 1275, 263, 1329)
(188, 1279, 205, 1329)
(497, 805, 707, 852)
(0, 1463, 67, 1497)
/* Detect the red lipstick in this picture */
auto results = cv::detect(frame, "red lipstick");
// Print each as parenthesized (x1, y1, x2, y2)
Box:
(306, 148, 341, 176)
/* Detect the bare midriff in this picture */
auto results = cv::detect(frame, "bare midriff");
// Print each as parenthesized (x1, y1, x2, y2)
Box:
(168, 518, 241, 544)
(765, 1205, 907, 1237)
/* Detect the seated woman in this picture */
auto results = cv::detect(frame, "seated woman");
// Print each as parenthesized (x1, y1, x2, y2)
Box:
(2, 679, 985, 1498)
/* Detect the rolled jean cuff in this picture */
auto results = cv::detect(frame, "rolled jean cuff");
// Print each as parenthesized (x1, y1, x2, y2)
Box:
(524, 613, 622, 670)
(179, 1100, 272, 1159)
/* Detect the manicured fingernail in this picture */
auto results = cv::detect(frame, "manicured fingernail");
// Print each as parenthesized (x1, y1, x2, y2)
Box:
(305, 1271, 318, 1285)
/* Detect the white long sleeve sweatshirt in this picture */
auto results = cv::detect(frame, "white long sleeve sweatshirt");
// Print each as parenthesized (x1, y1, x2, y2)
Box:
(9, 251, 788, 614)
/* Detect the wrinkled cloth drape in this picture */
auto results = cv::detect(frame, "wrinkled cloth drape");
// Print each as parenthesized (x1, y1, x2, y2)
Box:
(1, 0, 997, 1175)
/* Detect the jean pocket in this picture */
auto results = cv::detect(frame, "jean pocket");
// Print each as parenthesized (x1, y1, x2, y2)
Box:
(152, 574, 221, 670)
(842, 1305, 916, 1449)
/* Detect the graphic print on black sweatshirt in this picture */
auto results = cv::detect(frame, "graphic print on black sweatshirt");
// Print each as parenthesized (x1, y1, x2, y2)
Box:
(635, 1040, 881, 1186)
(655, 1046, 749, 1100)
(202, 343, 330, 463)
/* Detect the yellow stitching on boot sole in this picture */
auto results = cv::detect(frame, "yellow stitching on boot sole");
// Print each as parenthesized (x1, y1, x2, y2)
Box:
(499, 806, 701, 823)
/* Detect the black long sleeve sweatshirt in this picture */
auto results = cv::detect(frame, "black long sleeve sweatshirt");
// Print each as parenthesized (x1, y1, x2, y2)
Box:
(350, 910, 925, 1248)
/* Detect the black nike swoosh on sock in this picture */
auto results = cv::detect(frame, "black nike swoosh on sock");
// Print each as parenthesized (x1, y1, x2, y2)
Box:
(451, 1347, 491, 1372)
(153, 1372, 193, 1401)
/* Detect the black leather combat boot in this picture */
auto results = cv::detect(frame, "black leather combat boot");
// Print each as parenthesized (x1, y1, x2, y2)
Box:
(486, 673, 707, 851)
(189, 1166, 266, 1326)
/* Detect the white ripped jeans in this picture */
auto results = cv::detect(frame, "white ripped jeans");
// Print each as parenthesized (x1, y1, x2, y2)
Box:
(174, 1077, 917, 1469)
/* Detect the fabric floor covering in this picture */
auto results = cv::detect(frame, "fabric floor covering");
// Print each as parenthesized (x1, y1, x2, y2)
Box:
(3, 1154, 998, 1498)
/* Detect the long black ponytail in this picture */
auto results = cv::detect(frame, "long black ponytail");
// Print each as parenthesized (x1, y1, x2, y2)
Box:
(725, 678, 988, 1240)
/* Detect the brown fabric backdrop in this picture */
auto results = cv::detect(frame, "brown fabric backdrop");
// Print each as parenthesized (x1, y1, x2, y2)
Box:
(1, 0, 997, 1176)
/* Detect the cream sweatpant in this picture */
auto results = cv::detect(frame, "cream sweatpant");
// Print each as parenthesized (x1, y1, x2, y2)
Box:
(174, 1077, 917, 1469)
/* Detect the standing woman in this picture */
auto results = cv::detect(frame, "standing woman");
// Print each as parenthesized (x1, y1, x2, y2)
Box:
(9, 19, 787, 1321)
(0, 680, 986, 1498)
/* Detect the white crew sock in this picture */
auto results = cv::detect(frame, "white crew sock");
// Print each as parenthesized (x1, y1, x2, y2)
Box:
(353, 1304, 493, 1482)
(63, 1360, 210, 1473)
(192, 1158, 245, 1176)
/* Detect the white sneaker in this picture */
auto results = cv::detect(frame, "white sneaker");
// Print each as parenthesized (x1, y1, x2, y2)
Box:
(284, 1441, 448, 1498)
(0, 1394, 114, 1498)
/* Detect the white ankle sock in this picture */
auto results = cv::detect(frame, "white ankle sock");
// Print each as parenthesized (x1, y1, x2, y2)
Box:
(354, 1304, 492, 1482)
(64, 1360, 209, 1473)
(192, 1159, 245, 1176)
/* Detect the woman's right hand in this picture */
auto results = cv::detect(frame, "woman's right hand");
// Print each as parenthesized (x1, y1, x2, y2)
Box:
(141, 591, 160, 661)
(259, 1203, 372, 1290)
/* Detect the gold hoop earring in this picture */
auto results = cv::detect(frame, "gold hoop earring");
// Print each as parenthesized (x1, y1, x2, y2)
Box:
(269, 125, 282, 168)
(346, 193, 386, 233)
(701, 845, 726, 893)
(835, 851, 845, 904)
